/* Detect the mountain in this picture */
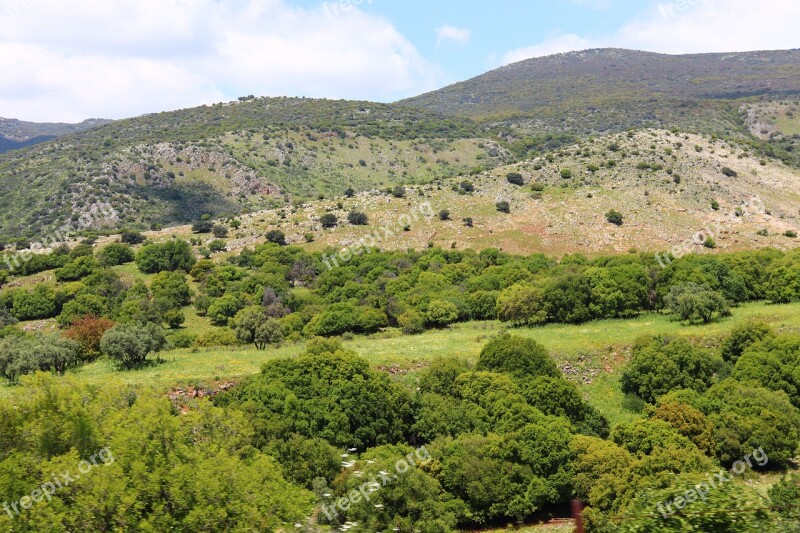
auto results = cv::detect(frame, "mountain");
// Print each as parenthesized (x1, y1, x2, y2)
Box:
(0, 98, 503, 239)
(403, 48, 800, 135)
(0, 117, 111, 154)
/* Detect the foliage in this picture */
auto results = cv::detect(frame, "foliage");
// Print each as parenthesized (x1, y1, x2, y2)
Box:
(63, 316, 115, 361)
(621, 336, 721, 403)
(100, 322, 167, 369)
(476, 334, 560, 379)
(665, 282, 730, 324)
(135, 240, 196, 274)
(96, 243, 134, 267)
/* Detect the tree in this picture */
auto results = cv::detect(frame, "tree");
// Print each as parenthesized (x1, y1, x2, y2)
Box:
(135, 241, 196, 274)
(63, 316, 115, 361)
(55, 256, 96, 282)
(439, 210, 451, 221)
(191, 220, 213, 234)
(100, 322, 167, 369)
(347, 211, 368, 225)
(266, 229, 287, 246)
(496, 283, 547, 326)
(496, 201, 510, 213)
(391, 185, 406, 198)
(163, 309, 185, 329)
(665, 282, 730, 324)
(150, 271, 193, 307)
(11, 286, 56, 321)
(120, 231, 145, 245)
(344, 187, 355, 198)
(319, 213, 338, 229)
(58, 294, 107, 326)
(426, 300, 459, 328)
(233, 307, 284, 349)
(212, 225, 229, 238)
(621, 336, 721, 403)
(96, 243, 135, 267)
(720, 321, 775, 363)
(476, 334, 560, 379)
(605, 210, 624, 226)
(506, 172, 524, 186)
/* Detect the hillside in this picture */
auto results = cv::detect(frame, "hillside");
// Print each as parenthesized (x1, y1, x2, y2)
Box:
(0, 117, 110, 154)
(142, 129, 799, 258)
(0, 98, 504, 240)
(403, 48, 800, 142)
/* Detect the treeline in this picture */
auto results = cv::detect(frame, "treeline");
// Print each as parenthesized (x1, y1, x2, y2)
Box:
(3, 240, 800, 382)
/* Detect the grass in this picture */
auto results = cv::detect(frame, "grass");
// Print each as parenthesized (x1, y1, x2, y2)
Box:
(4, 300, 800, 426)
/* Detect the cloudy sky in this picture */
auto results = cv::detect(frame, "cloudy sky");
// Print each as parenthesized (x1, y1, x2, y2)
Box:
(0, 0, 797, 122)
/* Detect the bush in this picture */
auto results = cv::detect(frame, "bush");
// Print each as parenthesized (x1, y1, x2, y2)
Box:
(398, 309, 426, 335)
(163, 309, 185, 329)
(196, 328, 239, 348)
(621, 336, 721, 403)
(55, 256, 96, 282)
(495, 201, 510, 213)
(391, 185, 406, 198)
(560, 168, 572, 179)
(63, 316, 115, 361)
(320, 213, 338, 229)
(96, 243, 134, 267)
(438, 210, 450, 221)
(100, 322, 167, 369)
(120, 231, 145, 245)
(212, 225, 229, 238)
(665, 282, 730, 324)
(266, 229, 287, 246)
(0, 334, 81, 381)
(721, 167, 738, 177)
(347, 211, 368, 226)
(506, 172, 524, 186)
(786, 230, 798, 238)
(167, 331, 197, 349)
(605, 210, 624, 226)
(496, 283, 547, 326)
(711, 199, 720, 211)
(233, 307, 285, 349)
(460, 181, 475, 193)
(135, 240, 196, 274)
(720, 322, 774, 363)
(192, 220, 213, 234)
(476, 334, 559, 379)
(425, 300, 459, 328)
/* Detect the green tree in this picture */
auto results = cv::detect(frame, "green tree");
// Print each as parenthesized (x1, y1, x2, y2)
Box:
(476, 334, 560, 379)
(665, 282, 730, 324)
(426, 300, 459, 328)
(96, 243, 134, 267)
(100, 322, 167, 369)
(496, 283, 547, 326)
(135, 240, 196, 274)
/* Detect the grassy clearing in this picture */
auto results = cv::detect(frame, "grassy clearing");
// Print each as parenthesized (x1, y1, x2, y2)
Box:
(4, 301, 800, 426)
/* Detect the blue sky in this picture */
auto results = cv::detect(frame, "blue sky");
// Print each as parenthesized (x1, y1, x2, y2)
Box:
(0, 0, 797, 122)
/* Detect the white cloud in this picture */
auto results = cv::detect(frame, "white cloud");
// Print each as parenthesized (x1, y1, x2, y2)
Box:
(564, 0, 612, 9)
(501, 0, 800, 66)
(435, 25, 472, 47)
(0, 0, 440, 122)
(501, 34, 596, 65)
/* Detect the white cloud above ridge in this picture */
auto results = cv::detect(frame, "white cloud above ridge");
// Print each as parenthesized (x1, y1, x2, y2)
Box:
(0, 0, 441, 122)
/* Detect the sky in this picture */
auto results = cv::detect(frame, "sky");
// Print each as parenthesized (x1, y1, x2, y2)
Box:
(0, 0, 798, 122)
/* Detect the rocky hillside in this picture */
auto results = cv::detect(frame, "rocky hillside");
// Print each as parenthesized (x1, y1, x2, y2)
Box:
(137, 129, 800, 258)
(0, 98, 503, 240)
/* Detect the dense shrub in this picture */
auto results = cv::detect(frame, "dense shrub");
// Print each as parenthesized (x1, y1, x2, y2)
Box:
(96, 243, 135, 267)
(476, 334, 560, 379)
(135, 240, 196, 273)
(100, 322, 167, 369)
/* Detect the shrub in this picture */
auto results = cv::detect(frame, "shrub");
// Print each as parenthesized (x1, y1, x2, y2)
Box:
(506, 172, 524, 186)
(398, 309, 425, 335)
(347, 211, 368, 225)
(605, 210, 624, 226)
(266, 229, 287, 246)
(438, 210, 450, 221)
(167, 331, 197, 349)
(460, 181, 475, 193)
(621, 336, 721, 403)
(63, 316, 115, 361)
(212, 225, 229, 238)
(391, 185, 406, 198)
(195, 328, 239, 348)
(120, 231, 145, 245)
(721, 167, 738, 177)
(192, 220, 214, 234)
(665, 282, 730, 324)
(208, 240, 227, 253)
(785, 230, 798, 238)
(560, 168, 572, 179)
(233, 307, 285, 349)
(463, 217, 474, 227)
(425, 300, 459, 328)
(320, 213, 338, 229)
(720, 322, 774, 363)
(96, 243, 135, 267)
(55, 256, 96, 282)
(163, 309, 185, 329)
(495, 201, 510, 213)
(100, 322, 167, 369)
(476, 334, 559, 379)
(135, 240, 196, 274)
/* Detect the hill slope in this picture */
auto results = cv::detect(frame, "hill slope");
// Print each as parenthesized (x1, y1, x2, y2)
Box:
(403, 48, 800, 135)
(0, 98, 505, 239)
(0, 117, 111, 154)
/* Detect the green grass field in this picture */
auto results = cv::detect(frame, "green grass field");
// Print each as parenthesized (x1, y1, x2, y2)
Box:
(4, 301, 800, 427)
